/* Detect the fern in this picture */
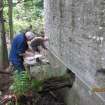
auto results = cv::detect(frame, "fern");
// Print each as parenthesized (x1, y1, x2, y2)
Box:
(10, 71, 43, 96)
(10, 71, 31, 96)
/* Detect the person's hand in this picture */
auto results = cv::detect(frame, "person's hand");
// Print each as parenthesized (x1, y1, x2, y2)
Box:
(25, 51, 34, 57)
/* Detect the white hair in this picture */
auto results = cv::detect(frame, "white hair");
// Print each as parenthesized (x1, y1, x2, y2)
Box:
(25, 31, 34, 40)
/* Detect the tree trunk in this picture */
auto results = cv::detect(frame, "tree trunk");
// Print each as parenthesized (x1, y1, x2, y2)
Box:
(8, 0, 13, 43)
(0, 0, 9, 70)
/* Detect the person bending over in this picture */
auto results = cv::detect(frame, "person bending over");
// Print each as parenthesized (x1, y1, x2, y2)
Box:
(30, 35, 48, 54)
(9, 31, 34, 72)
(30, 35, 48, 63)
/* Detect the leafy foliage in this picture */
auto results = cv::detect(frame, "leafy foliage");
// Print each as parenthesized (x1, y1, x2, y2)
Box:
(10, 71, 31, 96)
(10, 71, 43, 96)
(31, 79, 43, 91)
(4, 0, 44, 34)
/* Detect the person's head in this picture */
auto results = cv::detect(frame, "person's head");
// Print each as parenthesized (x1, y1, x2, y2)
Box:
(25, 31, 34, 41)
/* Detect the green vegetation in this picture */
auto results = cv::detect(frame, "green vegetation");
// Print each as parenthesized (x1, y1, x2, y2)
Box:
(4, 0, 44, 34)
(10, 71, 31, 96)
(31, 79, 43, 91)
(10, 71, 43, 96)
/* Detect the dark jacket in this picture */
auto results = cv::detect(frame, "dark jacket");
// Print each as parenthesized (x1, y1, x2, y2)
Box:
(9, 33, 28, 65)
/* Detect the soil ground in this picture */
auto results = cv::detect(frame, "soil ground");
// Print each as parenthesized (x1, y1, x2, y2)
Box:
(0, 74, 10, 94)
(0, 69, 11, 95)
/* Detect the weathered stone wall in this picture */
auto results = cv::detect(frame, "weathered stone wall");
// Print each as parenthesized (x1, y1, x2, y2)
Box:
(45, 0, 105, 77)
(64, 77, 105, 105)
(44, 0, 105, 104)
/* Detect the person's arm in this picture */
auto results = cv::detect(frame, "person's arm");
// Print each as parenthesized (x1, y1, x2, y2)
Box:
(31, 37, 43, 43)
(42, 43, 47, 50)
(18, 53, 26, 57)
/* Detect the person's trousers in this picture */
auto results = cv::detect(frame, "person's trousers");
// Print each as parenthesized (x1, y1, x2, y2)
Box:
(11, 63, 25, 73)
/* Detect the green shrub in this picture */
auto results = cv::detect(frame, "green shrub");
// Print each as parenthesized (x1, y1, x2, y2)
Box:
(31, 79, 43, 91)
(10, 71, 43, 96)
(10, 71, 31, 96)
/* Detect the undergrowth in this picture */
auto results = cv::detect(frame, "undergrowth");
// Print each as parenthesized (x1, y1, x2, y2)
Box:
(10, 71, 43, 96)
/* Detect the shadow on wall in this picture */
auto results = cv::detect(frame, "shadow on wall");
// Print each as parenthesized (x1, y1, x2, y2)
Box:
(66, 68, 75, 87)
(96, 68, 105, 75)
(56, 68, 76, 105)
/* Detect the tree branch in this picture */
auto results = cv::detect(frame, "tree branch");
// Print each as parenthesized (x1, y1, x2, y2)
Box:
(0, 7, 3, 11)
(15, 0, 24, 5)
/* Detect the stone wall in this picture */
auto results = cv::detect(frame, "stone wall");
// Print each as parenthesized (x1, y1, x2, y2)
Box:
(65, 77, 105, 105)
(44, 0, 105, 104)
